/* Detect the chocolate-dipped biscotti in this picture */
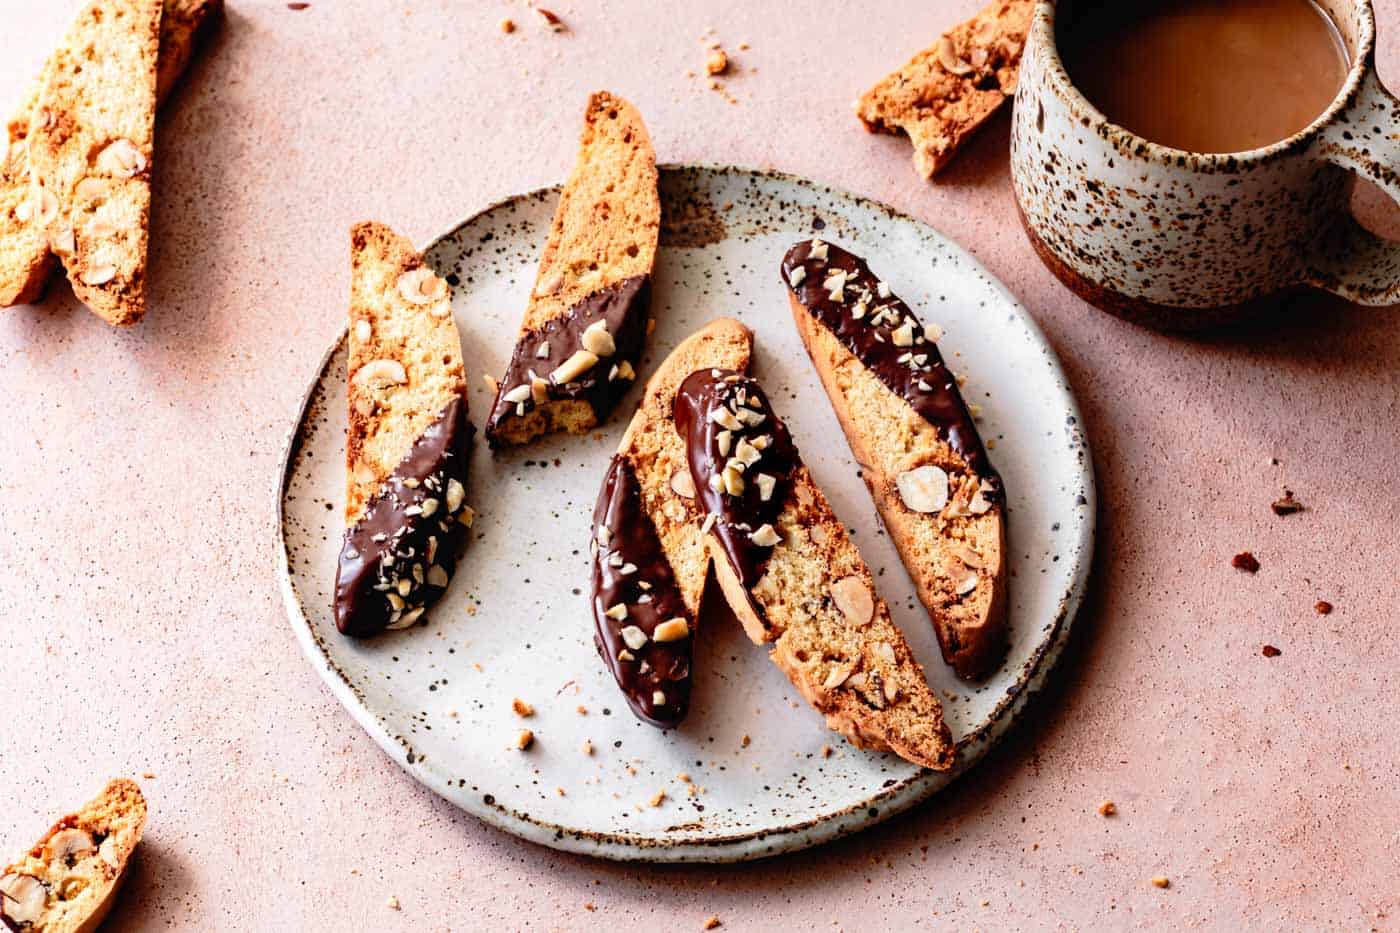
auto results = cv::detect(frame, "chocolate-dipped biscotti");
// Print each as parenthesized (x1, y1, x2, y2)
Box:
(782, 239, 1008, 680)
(1, 778, 147, 932)
(335, 222, 474, 638)
(485, 91, 660, 447)
(590, 319, 754, 727)
(674, 367, 955, 771)
(0, 0, 221, 311)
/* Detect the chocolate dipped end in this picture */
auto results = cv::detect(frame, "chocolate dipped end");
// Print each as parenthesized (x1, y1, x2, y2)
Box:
(673, 369, 798, 628)
(590, 456, 692, 728)
(780, 240, 1000, 488)
(485, 275, 651, 447)
(335, 396, 474, 638)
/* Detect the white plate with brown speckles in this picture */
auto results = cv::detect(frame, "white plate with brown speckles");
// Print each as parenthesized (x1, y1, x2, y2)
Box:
(276, 165, 1095, 862)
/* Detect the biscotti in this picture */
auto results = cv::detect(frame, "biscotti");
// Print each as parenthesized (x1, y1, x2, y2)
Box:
(25, 0, 163, 326)
(782, 238, 1008, 679)
(0, 0, 220, 310)
(485, 91, 660, 447)
(857, 0, 1034, 179)
(590, 318, 753, 727)
(335, 222, 474, 638)
(674, 367, 955, 771)
(1, 778, 147, 932)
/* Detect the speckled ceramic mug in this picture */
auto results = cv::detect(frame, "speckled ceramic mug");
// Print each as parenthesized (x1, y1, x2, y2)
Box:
(1011, 0, 1400, 329)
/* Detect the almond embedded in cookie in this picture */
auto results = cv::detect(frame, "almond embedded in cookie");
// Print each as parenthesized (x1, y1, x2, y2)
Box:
(782, 238, 1008, 680)
(335, 222, 474, 638)
(856, 0, 1035, 179)
(1, 779, 147, 932)
(674, 367, 955, 771)
(485, 91, 660, 447)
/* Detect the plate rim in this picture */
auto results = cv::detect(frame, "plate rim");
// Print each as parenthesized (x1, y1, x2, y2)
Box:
(274, 161, 1097, 863)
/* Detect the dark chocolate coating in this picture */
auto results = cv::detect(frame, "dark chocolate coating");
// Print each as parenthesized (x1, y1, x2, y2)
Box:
(335, 396, 474, 638)
(485, 275, 651, 447)
(589, 455, 692, 728)
(780, 239, 999, 484)
(673, 369, 799, 627)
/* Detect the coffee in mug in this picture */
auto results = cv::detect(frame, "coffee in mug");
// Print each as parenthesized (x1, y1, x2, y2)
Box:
(1059, 0, 1348, 153)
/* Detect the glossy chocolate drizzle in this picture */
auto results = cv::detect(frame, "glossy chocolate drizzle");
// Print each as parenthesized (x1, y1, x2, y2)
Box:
(485, 275, 651, 447)
(673, 369, 798, 623)
(335, 396, 474, 638)
(590, 456, 692, 728)
(781, 239, 999, 483)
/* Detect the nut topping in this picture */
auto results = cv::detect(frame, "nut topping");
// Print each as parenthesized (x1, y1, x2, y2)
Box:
(74, 177, 110, 203)
(426, 564, 449, 587)
(397, 266, 448, 307)
(830, 576, 873, 626)
(49, 226, 75, 254)
(354, 320, 372, 342)
(502, 384, 532, 405)
(955, 572, 979, 596)
(620, 625, 648, 650)
(787, 266, 806, 288)
(445, 478, 465, 513)
(28, 185, 58, 227)
(580, 319, 616, 357)
(874, 641, 896, 666)
(950, 544, 982, 569)
(353, 358, 408, 389)
(96, 138, 148, 177)
(550, 349, 598, 385)
(755, 473, 776, 502)
(605, 603, 629, 621)
(822, 662, 853, 690)
(897, 465, 950, 514)
(749, 523, 781, 547)
(653, 618, 690, 642)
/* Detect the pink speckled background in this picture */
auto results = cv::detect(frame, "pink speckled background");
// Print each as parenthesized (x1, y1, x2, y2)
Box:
(2, 1, 1398, 929)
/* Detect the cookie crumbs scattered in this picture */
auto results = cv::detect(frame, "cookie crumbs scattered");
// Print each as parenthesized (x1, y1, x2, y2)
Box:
(1232, 551, 1261, 573)
(473, 662, 484, 672)
(1151, 876, 1170, 889)
(1315, 600, 1333, 615)
(704, 916, 722, 930)
(1262, 645, 1282, 658)
(738, 42, 750, 51)
(678, 772, 692, 783)
(1097, 800, 1116, 817)
(556, 787, 566, 796)
(499, 17, 515, 33)
(576, 704, 588, 714)
(820, 745, 833, 758)
(512, 697, 535, 717)
(535, 8, 565, 31)
(706, 49, 729, 75)
(649, 789, 667, 807)
(142, 772, 156, 780)
(741, 734, 751, 748)
(980, 900, 990, 907)
(582, 738, 594, 756)
(466, 605, 478, 616)
(447, 708, 459, 718)
(483, 373, 499, 395)
(584, 902, 596, 912)
(515, 729, 535, 750)
(386, 896, 401, 911)
(1271, 490, 1305, 516)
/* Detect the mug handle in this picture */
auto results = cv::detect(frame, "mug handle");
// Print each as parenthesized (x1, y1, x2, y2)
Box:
(1305, 69, 1400, 305)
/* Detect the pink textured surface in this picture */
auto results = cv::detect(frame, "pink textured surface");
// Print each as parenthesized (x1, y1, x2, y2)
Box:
(1, 1, 1397, 929)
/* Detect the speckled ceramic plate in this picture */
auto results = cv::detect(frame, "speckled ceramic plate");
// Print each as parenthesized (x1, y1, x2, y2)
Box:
(276, 165, 1095, 862)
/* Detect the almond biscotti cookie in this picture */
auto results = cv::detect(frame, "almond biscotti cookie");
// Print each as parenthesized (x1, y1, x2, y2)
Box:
(485, 91, 660, 448)
(783, 238, 1008, 680)
(25, 0, 164, 326)
(0, 0, 221, 310)
(857, 0, 1034, 179)
(1, 778, 147, 932)
(335, 222, 474, 638)
(590, 318, 753, 727)
(674, 367, 955, 770)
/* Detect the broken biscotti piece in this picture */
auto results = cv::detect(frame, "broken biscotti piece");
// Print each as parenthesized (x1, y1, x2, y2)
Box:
(23, 0, 164, 325)
(674, 367, 955, 771)
(485, 91, 660, 447)
(783, 238, 1008, 680)
(590, 319, 753, 727)
(856, 0, 1035, 179)
(335, 222, 475, 638)
(0, 0, 220, 310)
(1, 778, 147, 932)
